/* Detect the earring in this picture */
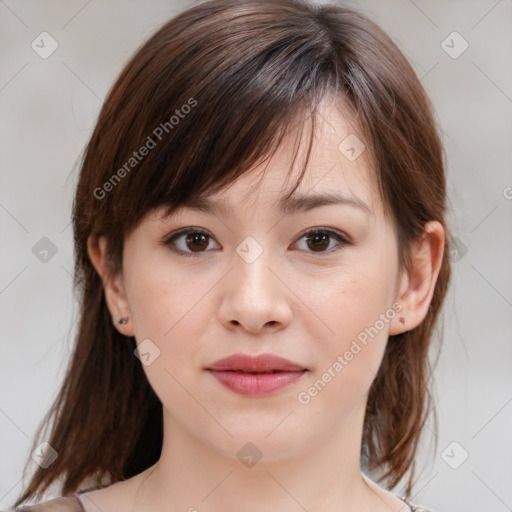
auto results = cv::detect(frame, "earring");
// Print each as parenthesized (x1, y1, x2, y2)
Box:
(399, 317, 405, 325)
(117, 317, 129, 325)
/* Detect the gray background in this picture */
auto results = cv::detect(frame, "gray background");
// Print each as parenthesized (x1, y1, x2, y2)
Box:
(1, 1, 511, 511)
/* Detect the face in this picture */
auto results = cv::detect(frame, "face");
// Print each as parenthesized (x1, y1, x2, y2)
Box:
(100, 98, 408, 463)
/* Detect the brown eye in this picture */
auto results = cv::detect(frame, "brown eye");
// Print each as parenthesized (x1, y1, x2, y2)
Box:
(296, 229, 350, 255)
(185, 232, 209, 252)
(163, 227, 350, 259)
(163, 228, 219, 258)
(306, 232, 330, 251)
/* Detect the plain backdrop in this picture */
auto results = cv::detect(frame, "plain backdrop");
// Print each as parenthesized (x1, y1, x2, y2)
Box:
(1, 1, 511, 511)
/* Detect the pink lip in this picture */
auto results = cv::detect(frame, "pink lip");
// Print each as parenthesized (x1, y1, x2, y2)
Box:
(206, 353, 308, 397)
(207, 353, 306, 372)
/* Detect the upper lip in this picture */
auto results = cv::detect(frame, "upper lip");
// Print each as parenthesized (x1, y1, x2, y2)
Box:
(206, 353, 307, 373)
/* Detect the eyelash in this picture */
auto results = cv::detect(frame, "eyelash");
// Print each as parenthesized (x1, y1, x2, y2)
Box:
(161, 227, 351, 258)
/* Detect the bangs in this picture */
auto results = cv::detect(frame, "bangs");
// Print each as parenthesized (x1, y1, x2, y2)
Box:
(91, 0, 340, 236)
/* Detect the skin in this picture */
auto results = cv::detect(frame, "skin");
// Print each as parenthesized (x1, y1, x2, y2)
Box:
(85, 97, 445, 512)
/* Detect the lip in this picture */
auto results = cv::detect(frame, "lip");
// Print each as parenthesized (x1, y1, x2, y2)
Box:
(207, 353, 306, 372)
(205, 353, 308, 397)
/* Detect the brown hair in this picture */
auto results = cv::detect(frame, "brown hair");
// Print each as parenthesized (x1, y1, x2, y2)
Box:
(14, 0, 451, 506)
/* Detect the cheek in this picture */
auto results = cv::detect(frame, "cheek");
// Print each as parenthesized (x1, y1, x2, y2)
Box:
(308, 263, 395, 346)
(125, 249, 209, 341)
(123, 257, 213, 416)
(123, 252, 228, 399)
(295, 281, 392, 425)
(300, 257, 396, 398)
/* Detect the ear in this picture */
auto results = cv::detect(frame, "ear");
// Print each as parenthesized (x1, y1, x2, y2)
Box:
(87, 235, 134, 337)
(388, 220, 445, 335)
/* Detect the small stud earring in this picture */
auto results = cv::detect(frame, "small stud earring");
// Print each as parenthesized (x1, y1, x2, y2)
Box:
(399, 317, 405, 325)
(117, 317, 129, 325)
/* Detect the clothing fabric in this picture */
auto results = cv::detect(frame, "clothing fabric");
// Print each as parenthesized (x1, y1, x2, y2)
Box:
(396, 494, 433, 512)
(3, 492, 433, 511)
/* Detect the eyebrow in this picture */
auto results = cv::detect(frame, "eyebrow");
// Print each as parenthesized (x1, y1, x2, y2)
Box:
(180, 191, 372, 217)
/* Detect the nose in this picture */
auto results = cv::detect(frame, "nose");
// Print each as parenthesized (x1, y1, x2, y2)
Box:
(217, 244, 293, 335)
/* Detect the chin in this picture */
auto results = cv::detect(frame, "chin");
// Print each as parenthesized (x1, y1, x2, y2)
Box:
(202, 418, 314, 463)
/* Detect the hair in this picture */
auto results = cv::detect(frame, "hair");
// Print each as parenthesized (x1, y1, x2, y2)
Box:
(14, 0, 451, 506)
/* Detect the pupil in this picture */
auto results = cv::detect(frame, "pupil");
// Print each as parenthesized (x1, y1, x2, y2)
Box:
(309, 233, 328, 251)
(187, 233, 207, 252)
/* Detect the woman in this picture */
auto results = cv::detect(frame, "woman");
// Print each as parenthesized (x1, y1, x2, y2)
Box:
(9, 0, 450, 510)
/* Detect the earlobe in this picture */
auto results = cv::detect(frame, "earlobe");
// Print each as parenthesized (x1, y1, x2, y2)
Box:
(388, 268, 410, 336)
(87, 235, 134, 336)
(389, 221, 445, 336)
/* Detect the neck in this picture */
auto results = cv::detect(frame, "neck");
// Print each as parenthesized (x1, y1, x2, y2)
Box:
(133, 401, 395, 512)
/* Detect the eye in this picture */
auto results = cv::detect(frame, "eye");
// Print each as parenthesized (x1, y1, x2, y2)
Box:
(162, 228, 219, 258)
(162, 227, 350, 258)
(294, 228, 350, 255)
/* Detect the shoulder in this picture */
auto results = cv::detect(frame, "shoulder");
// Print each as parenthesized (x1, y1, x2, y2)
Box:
(2, 496, 83, 512)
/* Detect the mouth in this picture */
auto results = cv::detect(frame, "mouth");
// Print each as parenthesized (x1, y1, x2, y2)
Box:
(206, 368, 307, 396)
(206, 352, 307, 373)
(205, 353, 308, 397)
(217, 369, 292, 373)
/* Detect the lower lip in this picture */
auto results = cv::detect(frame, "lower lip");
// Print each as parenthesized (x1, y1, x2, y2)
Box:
(207, 370, 307, 396)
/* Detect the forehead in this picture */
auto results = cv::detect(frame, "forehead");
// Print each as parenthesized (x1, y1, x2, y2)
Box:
(149, 94, 383, 225)
(184, 97, 379, 218)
